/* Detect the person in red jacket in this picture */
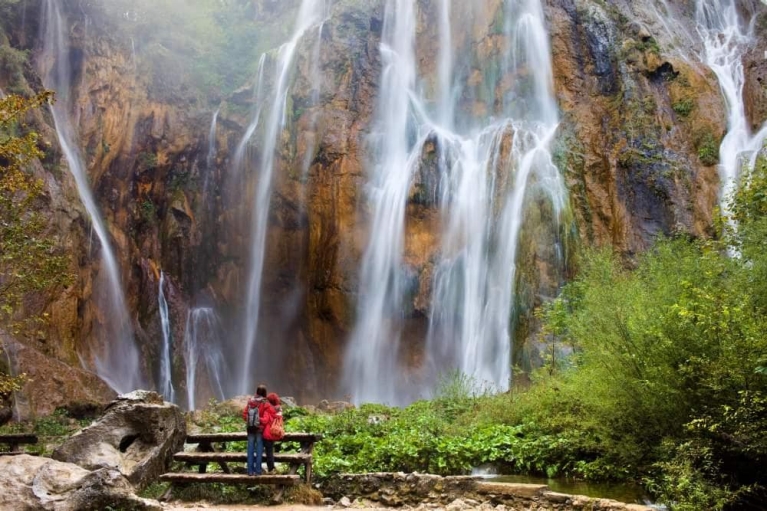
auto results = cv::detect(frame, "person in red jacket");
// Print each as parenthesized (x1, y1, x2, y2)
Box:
(242, 384, 269, 476)
(259, 393, 281, 473)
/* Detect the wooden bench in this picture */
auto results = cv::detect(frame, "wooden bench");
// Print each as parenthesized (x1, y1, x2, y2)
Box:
(0, 434, 38, 455)
(159, 432, 322, 488)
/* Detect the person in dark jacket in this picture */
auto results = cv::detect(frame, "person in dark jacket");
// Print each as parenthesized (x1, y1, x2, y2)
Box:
(242, 384, 269, 476)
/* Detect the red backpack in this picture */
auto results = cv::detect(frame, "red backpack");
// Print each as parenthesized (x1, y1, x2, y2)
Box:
(269, 412, 285, 440)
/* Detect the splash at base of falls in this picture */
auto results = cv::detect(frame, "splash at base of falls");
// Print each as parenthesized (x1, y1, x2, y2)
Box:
(184, 307, 227, 411)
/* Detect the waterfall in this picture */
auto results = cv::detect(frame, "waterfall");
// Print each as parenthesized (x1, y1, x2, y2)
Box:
(203, 107, 220, 201)
(183, 307, 227, 410)
(40, 0, 144, 393)
(695, 0, 767, 215)
(232, 54, 267, 175)
(207, 108, 220, 172)
(342, 0, 417, 406)
(342, 0, 567, 404)
(158, 272, 175, 402)
(237, 0, 328, 393)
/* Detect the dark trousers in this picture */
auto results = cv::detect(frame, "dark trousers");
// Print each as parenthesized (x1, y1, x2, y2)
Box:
(263, 439, 275, 472)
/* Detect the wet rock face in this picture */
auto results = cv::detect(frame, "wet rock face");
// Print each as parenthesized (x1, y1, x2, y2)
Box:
(51, 391, 185, 490)
(0, 454, 161, 511)
(5, 0, 765, 409)
(548, 0, 726, 255)
(1, 335, 115, 418)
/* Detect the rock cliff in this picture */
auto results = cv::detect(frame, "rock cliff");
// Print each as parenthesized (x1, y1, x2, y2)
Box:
(0, 0, 764, 412)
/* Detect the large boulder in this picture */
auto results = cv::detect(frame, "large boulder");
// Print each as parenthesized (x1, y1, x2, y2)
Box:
(51, 390, 185, 490)
(0, 454, 161, 511)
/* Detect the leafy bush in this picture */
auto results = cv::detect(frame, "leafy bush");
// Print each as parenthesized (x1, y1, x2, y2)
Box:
(697, 132, 720, 166)
(672, 98, 694, 117)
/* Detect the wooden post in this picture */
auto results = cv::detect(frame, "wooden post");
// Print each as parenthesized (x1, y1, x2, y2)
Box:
(305, 440, 315, 484)
(198, 440, 211, 474)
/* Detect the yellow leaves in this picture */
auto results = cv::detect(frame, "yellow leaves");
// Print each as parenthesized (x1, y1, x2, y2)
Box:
(0, 89, 71, 334)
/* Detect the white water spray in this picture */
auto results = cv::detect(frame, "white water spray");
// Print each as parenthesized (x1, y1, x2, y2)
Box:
(203, 107, 220, 200)
(343, 0, 567, 404)
(238, 0, 328, 393)
(183, 307, 227, 410)
(158, 272, 175, 402)
(695, 0, 767, 213)
(41, 0, 143, 393)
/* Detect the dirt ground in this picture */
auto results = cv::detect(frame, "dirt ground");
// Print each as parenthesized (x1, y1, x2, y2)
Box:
(161, 506, 388, 510)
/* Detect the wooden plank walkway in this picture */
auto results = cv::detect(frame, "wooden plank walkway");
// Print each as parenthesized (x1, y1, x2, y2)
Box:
(174, 452, 311, 464)
(160, 430, 321, 498)
(185, 432, 322, 444)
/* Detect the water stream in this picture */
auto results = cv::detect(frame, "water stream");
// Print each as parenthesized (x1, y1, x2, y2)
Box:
(158, 272, 175, 402)
(695, 0, 767, 215)
(40, 0, 144, 393)
(237, 0, 328, 393)
(203, 107, 220, 201)
(342, 0, 567, 404)
(183, 307, 227, 410)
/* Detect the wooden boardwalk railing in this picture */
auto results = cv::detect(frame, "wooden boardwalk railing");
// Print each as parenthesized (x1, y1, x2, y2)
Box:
(159, 432, 322, 487)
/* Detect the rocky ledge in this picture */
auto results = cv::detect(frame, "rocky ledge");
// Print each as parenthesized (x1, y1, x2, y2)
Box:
(321, 473, 652, 511)
(0, 391, 184, 511)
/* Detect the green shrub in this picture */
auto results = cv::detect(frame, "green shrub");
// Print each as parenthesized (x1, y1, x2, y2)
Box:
(697, 132, 719, 166)
(672, 98, 694, 117)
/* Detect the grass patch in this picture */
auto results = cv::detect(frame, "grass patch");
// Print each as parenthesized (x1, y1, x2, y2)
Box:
(672, 98, 694, 117)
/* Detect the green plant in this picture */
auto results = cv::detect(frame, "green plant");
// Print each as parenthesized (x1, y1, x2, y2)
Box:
(0, 91, 73, 337)
(672, 98, 694, 117)
(140, 200, 156, 223)
(137, 151, 158, 172)
(697, 132, 719, 166)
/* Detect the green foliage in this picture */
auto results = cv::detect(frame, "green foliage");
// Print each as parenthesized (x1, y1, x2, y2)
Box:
(0, 348, 25, 398)
(697, 132, 720, 166)
(530, 152, 767, 507)
(672, 98, 694, 117)
(0, 408, 84, 455)
(0, 91, 73, 339)
(140, 200, 156, 223)
(136, 151, 158, 172)
(84, 0, 298, 99)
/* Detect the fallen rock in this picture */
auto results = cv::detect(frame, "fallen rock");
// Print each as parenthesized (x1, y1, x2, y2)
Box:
(338, 496, 352, 507)
(51, 390, 185, 490)
(0, 454, 161, 511)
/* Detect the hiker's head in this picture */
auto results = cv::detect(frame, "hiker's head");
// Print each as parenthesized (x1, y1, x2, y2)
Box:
(256, 384, 267, 398)
(267, 393, 280, 406)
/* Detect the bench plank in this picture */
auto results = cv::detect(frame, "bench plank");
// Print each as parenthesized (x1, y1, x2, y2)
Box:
(159, 473, 300, 485)
(174, 452, 311, 463)
(185, 432, 322, 444)
(0, 434, 38, 444)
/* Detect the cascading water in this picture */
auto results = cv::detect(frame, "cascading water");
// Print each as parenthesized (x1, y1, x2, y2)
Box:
(158, 272, 175, 402)
(695, 0, 767, 214)
(203, 107, 220, 200)
(183, 307, 227, 410)
(40, 0, 144, 393)
(343, 0, 567, 404)
(237, 0, 328, 393)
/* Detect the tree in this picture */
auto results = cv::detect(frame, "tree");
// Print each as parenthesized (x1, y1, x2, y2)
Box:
(0, 90, 70, 401)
